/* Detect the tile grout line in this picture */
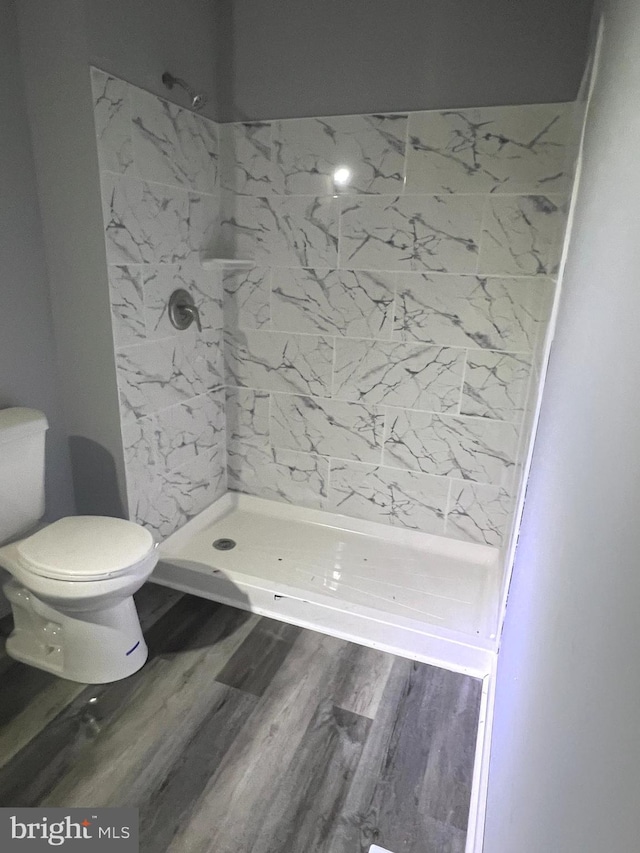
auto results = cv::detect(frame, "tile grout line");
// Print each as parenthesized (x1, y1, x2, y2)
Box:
(456, 349, 469, 416)
(402, 112, 411, 196)
(330, 334, 338, 399)
(221, 383, 521, 425)
(380, 405, 391, 468)
(443, 477, 455, 536)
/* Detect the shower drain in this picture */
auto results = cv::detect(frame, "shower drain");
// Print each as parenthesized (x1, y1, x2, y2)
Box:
(213, 538, 237, 551)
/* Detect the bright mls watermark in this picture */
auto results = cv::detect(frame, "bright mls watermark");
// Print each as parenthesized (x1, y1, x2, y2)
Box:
(0, 809, 138, 851)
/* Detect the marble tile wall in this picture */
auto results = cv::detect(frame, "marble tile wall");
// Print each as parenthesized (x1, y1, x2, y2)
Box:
(90, 69, 572, 548)
(91, 68, 226, 539)
(221, 103, 573, 546)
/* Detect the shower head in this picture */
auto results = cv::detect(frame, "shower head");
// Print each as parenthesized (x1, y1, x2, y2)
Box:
(161, 72, 207, 111)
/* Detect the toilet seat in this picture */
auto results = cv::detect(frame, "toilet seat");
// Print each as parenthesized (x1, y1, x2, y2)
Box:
(13, 516, 156, 582)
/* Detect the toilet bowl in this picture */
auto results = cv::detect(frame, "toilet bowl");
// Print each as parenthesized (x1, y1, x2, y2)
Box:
(0, 407, 159, 683)
(0, 515, 158, 683)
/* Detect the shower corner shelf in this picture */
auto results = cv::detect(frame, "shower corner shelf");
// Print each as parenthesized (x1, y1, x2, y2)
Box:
(200, 258, 254, 270)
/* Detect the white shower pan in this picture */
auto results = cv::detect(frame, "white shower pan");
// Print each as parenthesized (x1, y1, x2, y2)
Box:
(153, 493, 499, 676)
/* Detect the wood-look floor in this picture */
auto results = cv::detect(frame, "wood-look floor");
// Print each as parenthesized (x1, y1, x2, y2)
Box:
(0, 584, 482, 853)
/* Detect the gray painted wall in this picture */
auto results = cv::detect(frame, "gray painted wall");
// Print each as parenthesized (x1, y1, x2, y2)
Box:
(0, 0, 75, 522)
(17, 0, 128, 518)
(15, 0, 221, 517)
(484, 1, 640, 850)
(222, 0, 595, 121)
(84, 0, 219, 122)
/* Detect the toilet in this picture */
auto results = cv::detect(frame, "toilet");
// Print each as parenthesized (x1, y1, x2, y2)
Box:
(0, 407, 158, 683)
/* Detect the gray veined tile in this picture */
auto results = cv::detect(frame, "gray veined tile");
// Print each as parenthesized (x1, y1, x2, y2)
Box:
(122, 416, 157, 472)
(272, 113, 407, 195)
(461, 350, 532, 421)
(90, 68, 133, 175)
(327, 460, 449, 534)
(226, 439, 272, 495)
(122, 412, 226, 540)
(394, 272, 553, 352)
(116, 339, 207, 424)
(406, 103, 572, 195)
(223, 265, 271, 331)
(188, 330, 225, 395)
(220, 195, 339, 267)
(149, 445, 227, 539)
(219, 121, 274, 196)
(384, 410, 518, 488)
(226, 386, 270, 450)
(333, 339, 464, 413)
(339, 194, 484, 273)
(271, 267, 395, 339)
(478, 194, 567, 276)
(228, 444, 329, 510)
(185, 192, 221, 257)
(122, 417, 161, 532)
(225, 329, 333, 397)
(131, 86, 218, 193)
(125, 464, 162, 538)
(270, 393, 384, 464)
(142, 261, 223, 341)
(446, 481, 512, 546)
(182, 259, 224, 332)
(108, 265, 145, 347)
(153, 390, 225, 472)
(128, 485, 165, 540)
(101, 173, 191, 264)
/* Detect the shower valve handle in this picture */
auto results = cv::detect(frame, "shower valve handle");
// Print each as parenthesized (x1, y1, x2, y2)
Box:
(168, 289, 202, 333)
(179, 303, 202, 332)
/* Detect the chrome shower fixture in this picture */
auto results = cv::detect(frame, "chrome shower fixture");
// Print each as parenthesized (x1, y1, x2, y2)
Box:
(161, 72, 207, 111)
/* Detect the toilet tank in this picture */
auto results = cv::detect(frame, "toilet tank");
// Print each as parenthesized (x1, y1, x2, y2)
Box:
(0, 408, 49, 544)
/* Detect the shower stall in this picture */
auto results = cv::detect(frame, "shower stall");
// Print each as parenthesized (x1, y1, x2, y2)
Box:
(90, 68, 580, 676)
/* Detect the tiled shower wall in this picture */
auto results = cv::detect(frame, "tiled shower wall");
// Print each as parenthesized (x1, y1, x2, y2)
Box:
(221, 106, 572, 545)
(91, 67, 573, 546)
(91, 69, 226, 538)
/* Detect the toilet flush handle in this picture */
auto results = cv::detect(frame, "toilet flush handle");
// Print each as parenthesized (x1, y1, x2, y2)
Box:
(168, 289, 202, 332)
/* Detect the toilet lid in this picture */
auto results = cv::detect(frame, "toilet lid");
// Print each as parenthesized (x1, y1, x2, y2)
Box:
(15, 516, 156, 581)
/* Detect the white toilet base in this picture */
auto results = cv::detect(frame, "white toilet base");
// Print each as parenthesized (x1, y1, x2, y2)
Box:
(3, 580, 148, 683)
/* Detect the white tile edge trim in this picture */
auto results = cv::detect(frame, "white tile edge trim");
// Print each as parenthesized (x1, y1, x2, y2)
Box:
(494, 29, 603, 646)
(465, 662, 497, 853)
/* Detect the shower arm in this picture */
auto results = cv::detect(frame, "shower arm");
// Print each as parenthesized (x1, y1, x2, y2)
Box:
(161, 72, 206, 111)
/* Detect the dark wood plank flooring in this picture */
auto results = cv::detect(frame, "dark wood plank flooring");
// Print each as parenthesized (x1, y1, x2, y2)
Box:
(0, 584, 482, 853)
